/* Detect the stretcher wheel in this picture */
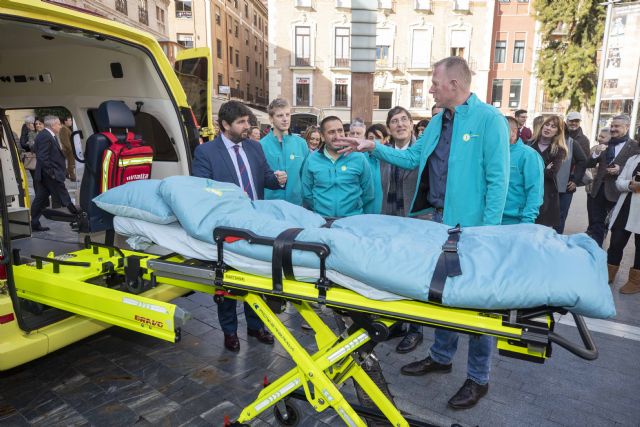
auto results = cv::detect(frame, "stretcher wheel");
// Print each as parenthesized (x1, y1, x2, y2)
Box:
(273, 400, 300, 426)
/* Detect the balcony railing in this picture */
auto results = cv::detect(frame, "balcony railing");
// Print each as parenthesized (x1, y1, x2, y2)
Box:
(255, 96, 267, 106)
(295, 57, 311, 66)
(115, 0, 127, 14)
(410, 96, 425, 109)
(230, 88, 245, 99)
(138, 7, 148, 25)
(539, 102, 564, 113)
(334, 58, 350, 68)
(176, 10, 193, 18)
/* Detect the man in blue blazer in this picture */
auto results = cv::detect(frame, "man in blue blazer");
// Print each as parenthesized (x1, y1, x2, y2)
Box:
(192, 100, 287, 352)
(30, 116, 79, 232)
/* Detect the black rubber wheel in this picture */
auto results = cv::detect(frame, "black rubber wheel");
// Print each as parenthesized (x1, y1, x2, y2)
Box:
(273, 400, 300, 426)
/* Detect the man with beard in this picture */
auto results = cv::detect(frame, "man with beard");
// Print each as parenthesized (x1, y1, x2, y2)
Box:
(192, 100, 287, 353)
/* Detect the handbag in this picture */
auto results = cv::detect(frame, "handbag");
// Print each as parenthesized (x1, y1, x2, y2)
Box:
(20, 151, 37, 171)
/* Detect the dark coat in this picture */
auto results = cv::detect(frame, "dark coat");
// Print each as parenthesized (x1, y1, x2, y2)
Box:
(565, 126, 590, 187)
(191, 135, 279, 200)
(530, 140, 565, 228)
(587, 138, 640, 202)
(33, 129, 67, 183)
(380, 140, 419, 217)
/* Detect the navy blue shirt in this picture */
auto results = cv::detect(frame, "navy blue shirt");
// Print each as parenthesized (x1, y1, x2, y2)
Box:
(427, 108, 454, 208)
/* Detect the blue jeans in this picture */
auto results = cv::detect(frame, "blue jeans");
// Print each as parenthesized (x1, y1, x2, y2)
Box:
(217, 297, 264, 335)
(555, 192, 574, 234)
(429, 330, 494, 385)
(423, 208, 494, 384)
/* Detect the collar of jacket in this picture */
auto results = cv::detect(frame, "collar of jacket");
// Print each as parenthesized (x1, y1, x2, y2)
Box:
(450, 92, 477, 117)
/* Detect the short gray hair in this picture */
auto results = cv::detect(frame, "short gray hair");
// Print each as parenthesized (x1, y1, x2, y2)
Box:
(24, 115, 34, 125)
(267, 98, 289, 116)
(599, 127, 610, 134)
(43, 115, 60, 129)
(350, 117, 366, 131)
(433, 56, 472, 89)
(611, 114, 631, 125)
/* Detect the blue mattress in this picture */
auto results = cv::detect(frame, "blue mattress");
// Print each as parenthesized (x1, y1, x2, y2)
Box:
(99, 176, 617, 319)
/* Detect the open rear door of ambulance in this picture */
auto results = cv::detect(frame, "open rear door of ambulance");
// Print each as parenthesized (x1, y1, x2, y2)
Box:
(174, 47, 214, 142)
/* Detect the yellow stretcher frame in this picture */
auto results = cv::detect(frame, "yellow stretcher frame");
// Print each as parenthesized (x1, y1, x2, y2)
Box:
(11, 233, 599, 427)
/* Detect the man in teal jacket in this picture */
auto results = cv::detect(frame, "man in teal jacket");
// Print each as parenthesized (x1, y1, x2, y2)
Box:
(302, 116, 374, 217)
(260, 98, 309, 205)
(503, 116, 544, 224)
(337, 57, 509, 410)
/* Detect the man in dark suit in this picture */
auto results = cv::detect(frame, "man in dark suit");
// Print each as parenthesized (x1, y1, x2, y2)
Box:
(587, 114, 640, 250)
(192, 100, 287, 352)
(30, 116, 79, 232)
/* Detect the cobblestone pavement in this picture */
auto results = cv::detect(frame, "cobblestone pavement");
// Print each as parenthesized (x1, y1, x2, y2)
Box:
(1, 188, 638, 426)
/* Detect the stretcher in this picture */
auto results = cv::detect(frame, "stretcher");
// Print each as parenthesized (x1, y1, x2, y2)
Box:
(12, 227, 599, 427)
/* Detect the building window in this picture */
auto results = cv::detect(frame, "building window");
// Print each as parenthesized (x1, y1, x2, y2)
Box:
(245, 29, 250, 45)
(254, 12, 257, 26)
(254, 36, 258, 52)
(259, 64, 263, 78)
(228, 16, 233, 34)
(508, 79, 521, 108)
(116, 0, 128, 14)
(495, 40, 506, 63)
(295, 26, 311, 66)
(218, 73, 223, 87)
(215, 6, 221, 25)
(450, 29, 468, 58)
(491, 79, 503, 107)
(296, 77, 310, 106)
(246, 56, 250, 72)
(235, 50, 240, 66)
(376, 27, 392, 67)
(453, 0, 470, 11)
(235, 21, 239, 37)
(247, 84, 251, 100)
(245, 2, 249, 17)
(216, 39, 222, 58)
(513, 40, 525, 63)
(156, 6, 165, 32)
(138, 0, 148, 25)
(255, 60, 259, 76)
(229, 46, 233, 62)
(335, 27, 350, 67)
(177, 33, 194, 48)
(411, 29, 431, 68)
(374, 92, 392, 109)
(376, 46, 389, 66)
(175, 0, 192, 18)
(410, 80, 424, 108)
(335, 79, 349, 107)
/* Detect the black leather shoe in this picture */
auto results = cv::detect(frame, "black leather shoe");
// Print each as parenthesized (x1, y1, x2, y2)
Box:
(32, 224, 50, 232)
(223, 333, 240, 352)
(448, 379, 489, 410)
(247, 328, 274, 345)
(396, 332, 423, 354)
(400, 356, 452, 376)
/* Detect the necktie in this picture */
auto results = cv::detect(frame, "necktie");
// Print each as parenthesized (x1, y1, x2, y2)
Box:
(55, 135, 62, 150)
(233, 144, 255, 200)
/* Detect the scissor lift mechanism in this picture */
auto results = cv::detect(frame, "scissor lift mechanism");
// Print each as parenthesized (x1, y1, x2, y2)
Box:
(11, 228, 598, 427)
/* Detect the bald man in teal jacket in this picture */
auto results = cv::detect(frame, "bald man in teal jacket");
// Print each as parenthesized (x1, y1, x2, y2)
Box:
(337, 57, 509, 410)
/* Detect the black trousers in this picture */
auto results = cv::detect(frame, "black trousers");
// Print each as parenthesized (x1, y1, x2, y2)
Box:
(30, 174, 73, 227)
(586, 187, 616, 247)
(608, 229, 640, 269)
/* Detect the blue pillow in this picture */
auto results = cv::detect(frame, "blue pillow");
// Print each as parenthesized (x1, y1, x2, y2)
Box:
(93, 180, 176, 224)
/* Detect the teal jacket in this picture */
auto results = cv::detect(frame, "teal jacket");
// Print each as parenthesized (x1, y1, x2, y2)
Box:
(260, 131, 309, 205)
(365, 153, 383, 214)
(302, 149, 375, 217)
(372, 93, 509, 226)
(502, 139, 544, 225)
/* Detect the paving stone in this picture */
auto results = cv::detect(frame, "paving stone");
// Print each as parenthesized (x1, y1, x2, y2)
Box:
(83, 401, 140, 426)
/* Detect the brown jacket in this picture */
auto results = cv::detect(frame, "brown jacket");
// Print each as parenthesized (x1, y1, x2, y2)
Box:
(588, 138, 640, 202)
(58, 125, 76, 179)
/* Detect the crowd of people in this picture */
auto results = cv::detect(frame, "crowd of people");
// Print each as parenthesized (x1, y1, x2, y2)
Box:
(192, 55, 639, 411)
(18, 114, 79, 232)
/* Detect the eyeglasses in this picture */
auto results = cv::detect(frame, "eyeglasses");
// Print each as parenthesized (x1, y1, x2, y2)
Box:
(390, 116, 410, 126)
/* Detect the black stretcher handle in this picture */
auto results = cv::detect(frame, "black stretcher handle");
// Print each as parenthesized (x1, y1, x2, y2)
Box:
(31, 254, 91, 273)
(548, 313, 598, 360)
(213, 226, 330, 258)
(84, 235, 125, 259)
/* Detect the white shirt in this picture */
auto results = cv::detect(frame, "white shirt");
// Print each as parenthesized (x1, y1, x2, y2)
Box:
(221, 133, 257, 198)
(45, 128, 62, 150)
